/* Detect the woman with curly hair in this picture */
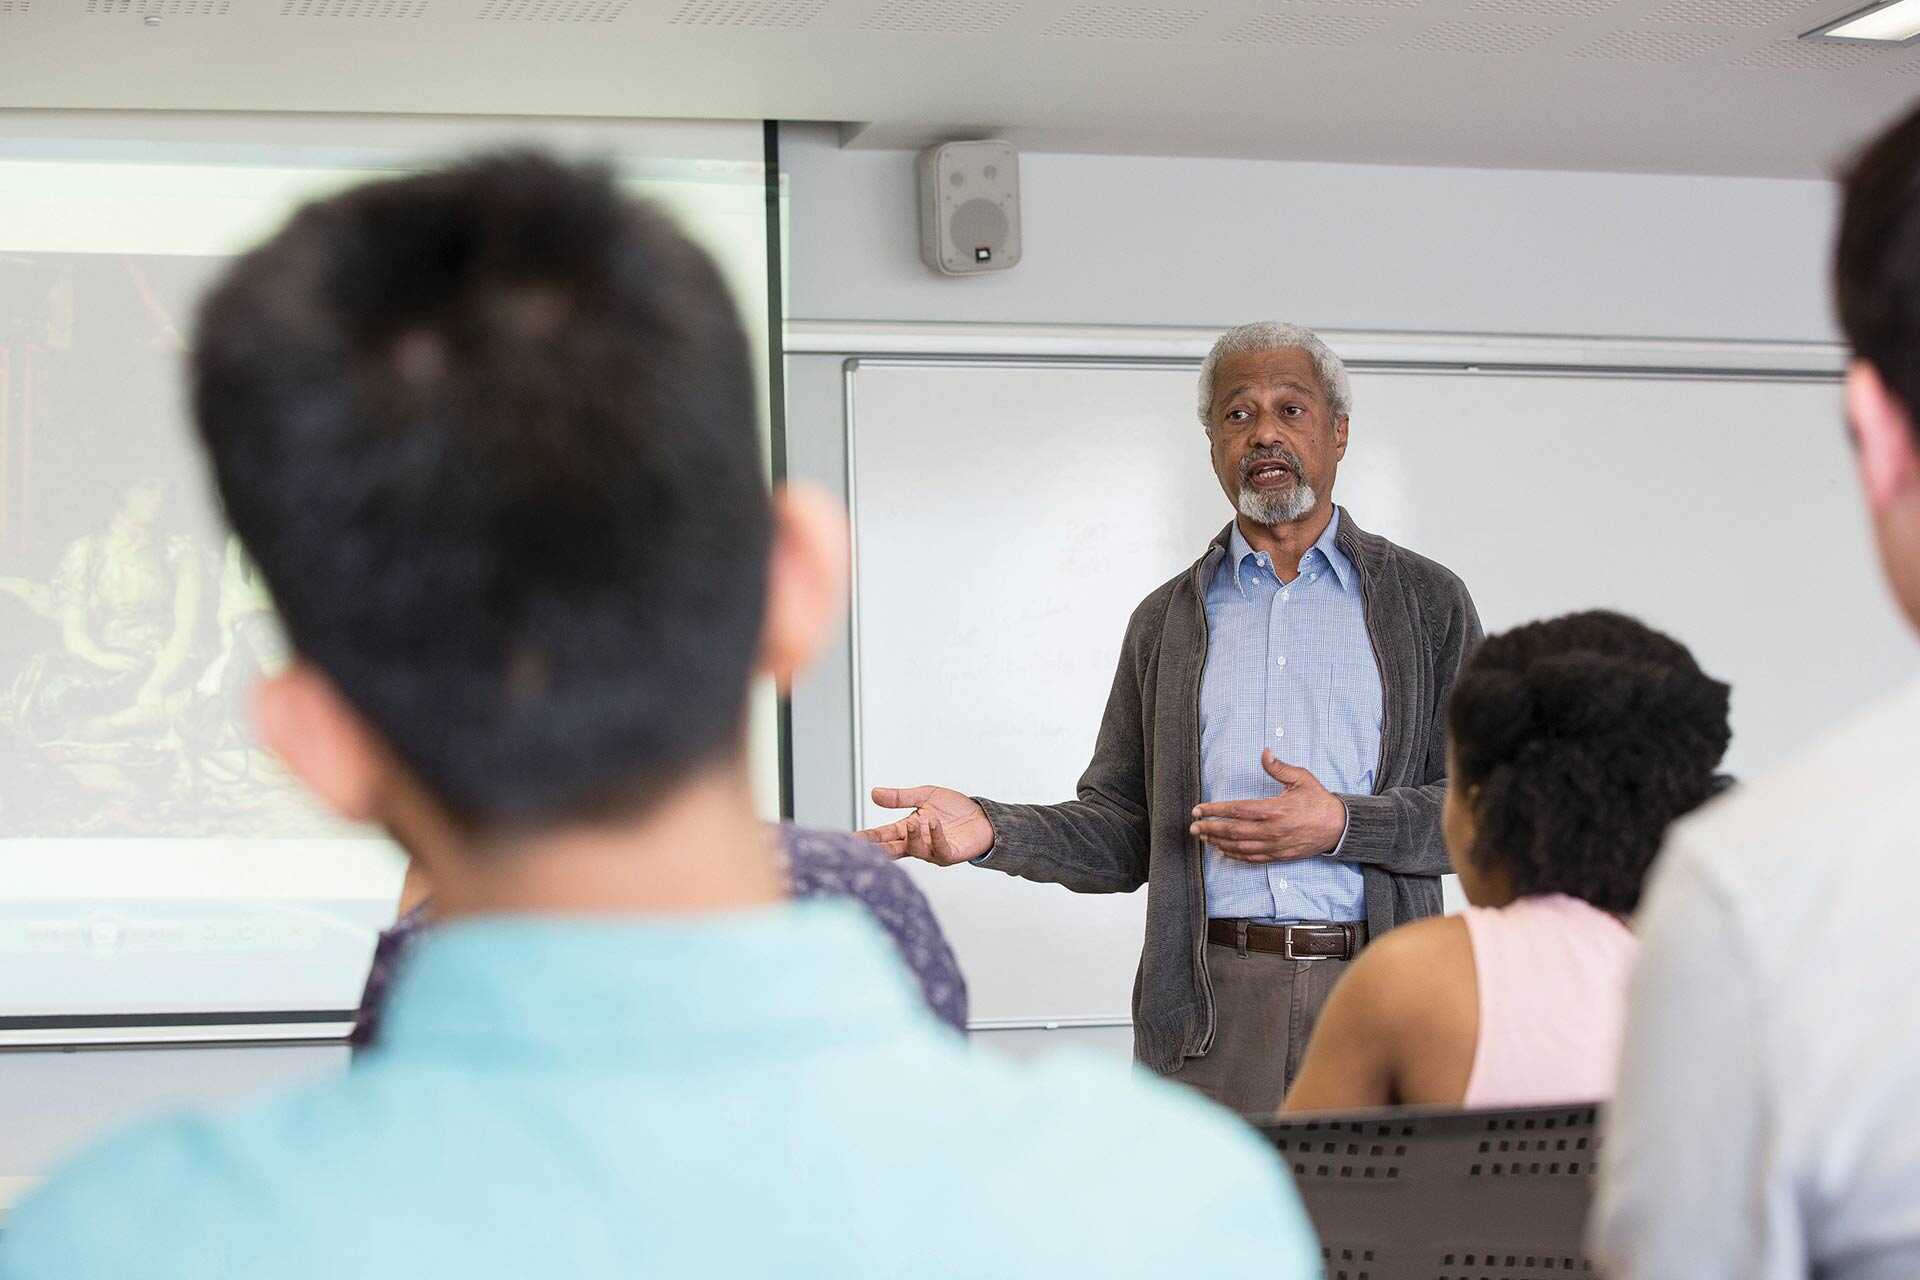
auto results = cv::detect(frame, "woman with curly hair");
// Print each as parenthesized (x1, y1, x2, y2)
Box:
(1281, 610, 1730, 1111)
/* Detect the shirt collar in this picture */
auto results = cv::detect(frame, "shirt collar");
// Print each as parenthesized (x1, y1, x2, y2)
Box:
(1226, 508, 1354, 596)
(1314, 509, 1356, 592)
(374, 899, 924, 1067)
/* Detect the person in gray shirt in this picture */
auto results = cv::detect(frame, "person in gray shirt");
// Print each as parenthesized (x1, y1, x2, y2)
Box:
(861, 322, 1481, 1111)
(1592, 100, 1920, 1280)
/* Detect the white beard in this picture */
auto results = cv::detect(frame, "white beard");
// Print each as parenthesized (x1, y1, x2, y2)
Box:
(1237, 478, 1318, 525)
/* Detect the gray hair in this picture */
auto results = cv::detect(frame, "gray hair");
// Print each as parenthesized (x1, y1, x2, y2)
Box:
(1196, 321, 1352, 427)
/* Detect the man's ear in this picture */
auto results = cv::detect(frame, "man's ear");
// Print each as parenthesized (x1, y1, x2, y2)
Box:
(1849, 360, 1920, 513)
(1334, 413, 1350, 461)
(254, 663, 388, 824)
(759, 483, 849, 691)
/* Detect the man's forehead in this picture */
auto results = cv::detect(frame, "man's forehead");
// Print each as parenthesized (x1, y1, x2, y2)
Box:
(1212, 352, 1326, 404)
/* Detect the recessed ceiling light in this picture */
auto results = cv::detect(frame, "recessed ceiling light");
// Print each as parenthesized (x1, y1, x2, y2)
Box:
(1806, 0, 1920, 43)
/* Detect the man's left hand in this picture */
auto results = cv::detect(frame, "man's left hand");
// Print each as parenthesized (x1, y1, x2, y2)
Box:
(1190, 751, 1348, 863)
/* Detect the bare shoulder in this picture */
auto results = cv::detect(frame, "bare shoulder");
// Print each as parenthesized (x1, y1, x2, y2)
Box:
(1341, 915, 1476, 1034)
(1355, 915, 1472, 983)
(1285, 914, 1478, 1111)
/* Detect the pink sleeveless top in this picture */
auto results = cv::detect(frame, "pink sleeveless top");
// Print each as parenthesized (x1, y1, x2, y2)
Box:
(1460, 894, 1637, 1108)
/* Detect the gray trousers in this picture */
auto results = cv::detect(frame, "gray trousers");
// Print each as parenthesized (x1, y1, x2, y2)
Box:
(1164, 941, 1350, 1115)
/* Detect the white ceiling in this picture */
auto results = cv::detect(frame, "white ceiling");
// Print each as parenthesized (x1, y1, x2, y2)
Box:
(0, 0, 1913, 176)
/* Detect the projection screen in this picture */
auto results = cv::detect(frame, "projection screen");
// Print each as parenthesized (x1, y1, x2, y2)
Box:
(0, 122, 783, 1043)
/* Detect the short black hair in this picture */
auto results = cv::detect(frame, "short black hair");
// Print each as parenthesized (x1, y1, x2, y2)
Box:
(192, 150, 769, 829)
(1838, 99, 1920, 434)
(1446, 611, 1731, 914)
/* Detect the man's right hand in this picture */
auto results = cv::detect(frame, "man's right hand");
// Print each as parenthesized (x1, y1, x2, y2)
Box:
(857, 786, 994, 866)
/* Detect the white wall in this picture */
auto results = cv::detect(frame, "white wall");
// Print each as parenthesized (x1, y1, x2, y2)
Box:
(780, 124, 1839, 341)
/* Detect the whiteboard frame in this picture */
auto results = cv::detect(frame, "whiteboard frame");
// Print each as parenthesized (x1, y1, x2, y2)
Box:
(834, 320, 1845, 1031)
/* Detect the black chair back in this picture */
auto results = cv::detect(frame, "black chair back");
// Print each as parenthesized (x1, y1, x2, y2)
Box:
(1253, 1102, 1601, 1280)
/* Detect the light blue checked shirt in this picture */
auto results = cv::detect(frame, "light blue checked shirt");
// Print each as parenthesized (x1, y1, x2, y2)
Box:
(1200, 510, 1381, 923)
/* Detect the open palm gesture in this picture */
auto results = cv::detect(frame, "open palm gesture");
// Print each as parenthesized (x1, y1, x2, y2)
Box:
(857, 785, 994, 866)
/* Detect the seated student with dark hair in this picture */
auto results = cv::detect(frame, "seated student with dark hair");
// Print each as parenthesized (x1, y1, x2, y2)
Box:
(1280, 611, 1730, 1112)
(0, 152, 1318, 1280)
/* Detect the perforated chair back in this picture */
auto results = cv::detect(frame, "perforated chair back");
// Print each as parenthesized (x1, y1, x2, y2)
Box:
(1253, 1101, 1601, 1280)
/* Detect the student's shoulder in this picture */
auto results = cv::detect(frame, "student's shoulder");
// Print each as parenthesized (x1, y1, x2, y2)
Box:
(1, 1070, 408, 1280)
(781, 825, 947, 947)
(962, 1050, 1318, 1269)
(1352, 912, 1470, 977)
(3, 1110, 303, 1279)
(783, 823, 903, 882)
(1662, 678, 1920, 897)
(1328, 915, 1473, 1034)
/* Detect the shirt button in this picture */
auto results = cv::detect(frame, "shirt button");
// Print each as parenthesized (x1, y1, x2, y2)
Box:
(1281, 591, 1291, 602)
(1274, 726, 1285, 738)
(1276, 656, 1288, 669)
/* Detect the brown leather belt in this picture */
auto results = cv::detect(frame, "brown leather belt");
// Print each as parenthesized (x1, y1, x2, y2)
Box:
(1206, 919, 1366, 961)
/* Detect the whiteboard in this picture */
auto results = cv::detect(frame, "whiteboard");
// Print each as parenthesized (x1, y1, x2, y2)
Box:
(849, 359, 1918, 1027)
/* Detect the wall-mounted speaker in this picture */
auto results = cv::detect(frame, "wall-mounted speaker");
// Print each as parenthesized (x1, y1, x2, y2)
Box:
(917, 140, 1021, 276)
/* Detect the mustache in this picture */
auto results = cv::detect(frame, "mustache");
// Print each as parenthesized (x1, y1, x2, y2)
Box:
(1239, 446, 1305, 482)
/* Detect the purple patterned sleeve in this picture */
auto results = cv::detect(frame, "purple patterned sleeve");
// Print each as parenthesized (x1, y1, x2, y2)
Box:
(349, 903, 429, 1053)
(782, 826, 970, 1033)
(351, 826, 969, 1053)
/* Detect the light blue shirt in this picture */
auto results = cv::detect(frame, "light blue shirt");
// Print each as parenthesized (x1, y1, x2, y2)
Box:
(0, 901, 1319, 1280)
(1200, 509, 1382, 923)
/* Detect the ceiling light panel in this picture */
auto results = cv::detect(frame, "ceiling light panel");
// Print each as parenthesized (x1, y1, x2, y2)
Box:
(1809, 0, 1920, 42)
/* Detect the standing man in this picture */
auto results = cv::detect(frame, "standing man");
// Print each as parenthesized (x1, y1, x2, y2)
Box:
(862, 321, 1482, 1111)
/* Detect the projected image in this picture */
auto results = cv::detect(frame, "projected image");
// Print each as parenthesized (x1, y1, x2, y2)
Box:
(0, 252, 333, 839)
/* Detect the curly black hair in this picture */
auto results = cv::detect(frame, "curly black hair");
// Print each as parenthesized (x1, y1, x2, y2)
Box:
(1447, 611, 1732, 914)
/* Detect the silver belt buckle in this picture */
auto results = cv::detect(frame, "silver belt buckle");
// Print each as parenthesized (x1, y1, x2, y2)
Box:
(1284, 924, 1341, 961)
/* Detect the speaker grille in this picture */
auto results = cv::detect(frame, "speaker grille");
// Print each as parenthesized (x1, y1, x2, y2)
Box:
(1570, 25, 1734, 60)
(862, 0, 1017, 32)
(283, 0, 428, 16)
(669, 0, 826, 26)
(1231, 11, 1388, 45)
(1043, 4, 1202, 41)
(947, 197, 1011, 257)
(1402, 18, 1560, 53)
